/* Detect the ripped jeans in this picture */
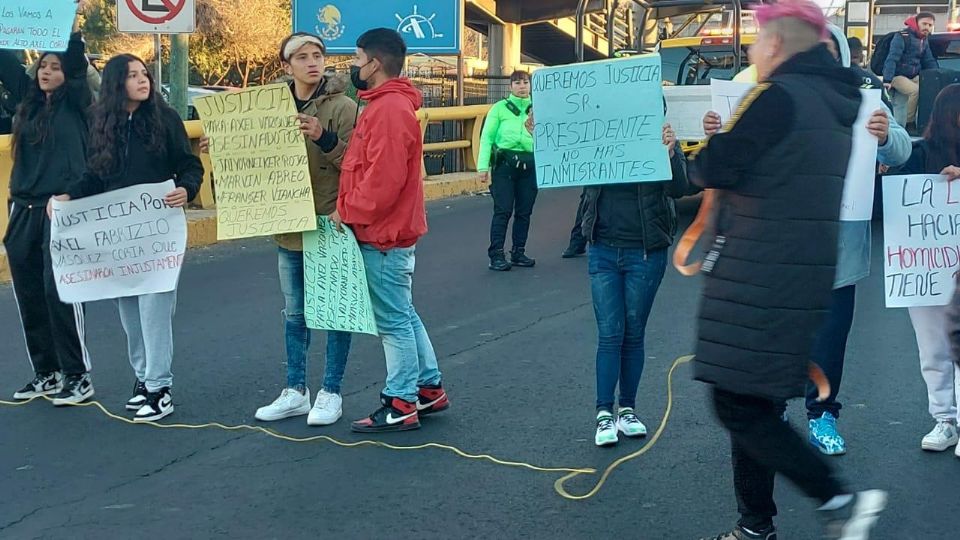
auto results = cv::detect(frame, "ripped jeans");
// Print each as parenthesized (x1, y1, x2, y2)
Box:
(278, 247, 352, 393)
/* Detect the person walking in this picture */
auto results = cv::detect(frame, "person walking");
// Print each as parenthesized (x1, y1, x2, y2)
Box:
(336, 28, 449, 433)
(689, 2, 886, 538)
(477, 70, 537, 271)
(57, 54, 203, 422)
(3, 19, 95, 406)
(897, 84, 960, 458)
(582, 122, 693, 446)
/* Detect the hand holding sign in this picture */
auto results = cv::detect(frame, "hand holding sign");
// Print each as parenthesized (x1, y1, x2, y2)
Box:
(942, 166, 960, 180)
(662, 123, 677, 157)
(702, 111, 722, 137)
(866, 109, 889, 145)
(298, 114, 324, 141)
(164, 186, 188, 208)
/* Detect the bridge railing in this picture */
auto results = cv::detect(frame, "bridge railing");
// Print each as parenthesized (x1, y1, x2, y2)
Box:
(0, 103, 493, 239)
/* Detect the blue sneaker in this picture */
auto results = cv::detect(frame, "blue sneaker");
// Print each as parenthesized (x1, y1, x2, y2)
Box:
(809, 412, 846, 456)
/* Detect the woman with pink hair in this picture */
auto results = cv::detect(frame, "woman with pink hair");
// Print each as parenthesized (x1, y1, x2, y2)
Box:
(689, 1, 887, 538)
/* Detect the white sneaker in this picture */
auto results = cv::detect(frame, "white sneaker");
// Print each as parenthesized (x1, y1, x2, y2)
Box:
(255, 388, 310, 422)
(307, 389, 343, 426)
(921, 421, 959, 451)
(616, 407, 648, 438)
(595, 411, 618, 447)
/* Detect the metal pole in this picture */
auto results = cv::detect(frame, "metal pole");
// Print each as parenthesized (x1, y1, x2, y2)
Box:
(732, 0, 742, 74)
(154, 33, 163, 87)
(606, 0, 620, 57)
(576, 0, 589, 62)
(457, 53, 465, 106)
(169, 33, 189, 119)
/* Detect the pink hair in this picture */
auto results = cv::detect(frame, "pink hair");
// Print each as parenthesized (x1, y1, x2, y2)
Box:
(755, 0, 828, 38)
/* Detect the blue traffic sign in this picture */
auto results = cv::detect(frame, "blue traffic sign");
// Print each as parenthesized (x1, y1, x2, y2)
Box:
(293, 0, 462, 55)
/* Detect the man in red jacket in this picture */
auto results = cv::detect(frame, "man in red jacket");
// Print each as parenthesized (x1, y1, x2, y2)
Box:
(334, 28, 449, 432)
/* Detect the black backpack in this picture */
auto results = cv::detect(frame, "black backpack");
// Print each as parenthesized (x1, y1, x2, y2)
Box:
(870, 30, 910, 76)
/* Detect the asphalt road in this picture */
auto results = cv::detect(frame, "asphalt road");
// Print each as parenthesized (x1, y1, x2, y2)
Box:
(0, 189, 957, 539)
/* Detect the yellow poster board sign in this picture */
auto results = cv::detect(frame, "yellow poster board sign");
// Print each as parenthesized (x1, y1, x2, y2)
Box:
(194, 84, 317, 240)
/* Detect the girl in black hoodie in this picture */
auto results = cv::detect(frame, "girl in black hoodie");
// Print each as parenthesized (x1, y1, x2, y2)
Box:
(2, 24, 95, 406)
(57, 54, 203, 422)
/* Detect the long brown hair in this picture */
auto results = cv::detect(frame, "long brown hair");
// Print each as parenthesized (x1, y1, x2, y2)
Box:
(87, 54, 170, 178)
(923, 84, 960, 172)
(11, 52, 67, 156)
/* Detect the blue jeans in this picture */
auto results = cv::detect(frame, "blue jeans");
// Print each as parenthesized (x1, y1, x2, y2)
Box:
(278, 247, 352, 393)
(589, 244, 667, 412)
(805, 285, 856, 419)
(361, 245, 442, 403)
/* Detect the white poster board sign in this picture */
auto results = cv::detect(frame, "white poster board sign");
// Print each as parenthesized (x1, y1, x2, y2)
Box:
(882, 174, 960, 308)
(663, 85, 712, 142)
(840, 89, 883, 221)
(710, 79, 754, 125)
(50, 181, 188, 303)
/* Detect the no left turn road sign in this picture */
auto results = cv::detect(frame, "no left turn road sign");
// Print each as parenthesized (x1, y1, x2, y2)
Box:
(118, 0, 196, 34)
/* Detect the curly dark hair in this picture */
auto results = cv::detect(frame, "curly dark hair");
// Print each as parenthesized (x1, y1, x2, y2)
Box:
(11, 52, 67, 156)
(87, 54, 170, 178)
(923, 84, 960, 172)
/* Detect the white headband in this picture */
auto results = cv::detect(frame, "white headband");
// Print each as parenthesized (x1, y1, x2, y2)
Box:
(283, 35, 325, 61)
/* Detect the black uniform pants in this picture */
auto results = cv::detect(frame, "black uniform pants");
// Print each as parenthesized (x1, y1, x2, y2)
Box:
(568, 188, 588, 250)
(711, 388, 845, 531)
(4, 202, 89, 376)
(488, 161, 538, 257)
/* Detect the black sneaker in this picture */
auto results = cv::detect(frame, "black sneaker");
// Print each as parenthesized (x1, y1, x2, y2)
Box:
(126, 380, 149, 411)
(13, 372, 63, 400)
(51, 373, 95, 406)
(489, 251, 512, 271)
(351, 393, 420, 433)
(561, 244, 587, 258)
(134, 388, 174, 422)
(700, 525, 777, 540)
(510, 249, 536, 267)
(820, 490, 887, 540)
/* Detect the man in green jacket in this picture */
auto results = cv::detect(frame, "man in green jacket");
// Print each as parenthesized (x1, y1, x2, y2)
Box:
(478, 70, 537, 271)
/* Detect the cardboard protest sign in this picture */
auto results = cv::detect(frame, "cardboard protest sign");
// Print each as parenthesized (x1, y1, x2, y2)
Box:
(709, 79, 754, 125)
(0, 1, 75, 51)
(840, 89, 883, 221)
(303, 217, 378, 336)
(664, 85, 713, 142)
(49, 181, 187, 303)
(194, 83, 317, 241)
(531, 53, 672, 188)
(882, 174, 960, 308)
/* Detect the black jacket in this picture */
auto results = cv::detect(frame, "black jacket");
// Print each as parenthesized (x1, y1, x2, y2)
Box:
(689, 45, 862, 402)
(70, 105, 203, 200)
(1, 33, 92, 206)
(580, 150, 696, 251)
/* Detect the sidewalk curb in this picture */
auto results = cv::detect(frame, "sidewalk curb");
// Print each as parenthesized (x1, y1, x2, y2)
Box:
(0, 174, 487, 284)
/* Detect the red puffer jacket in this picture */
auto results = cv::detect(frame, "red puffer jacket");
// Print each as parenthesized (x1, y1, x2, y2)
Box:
(337, 78, 427, 250)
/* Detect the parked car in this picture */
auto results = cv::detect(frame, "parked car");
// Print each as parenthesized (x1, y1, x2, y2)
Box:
(160, 85, 231, 120)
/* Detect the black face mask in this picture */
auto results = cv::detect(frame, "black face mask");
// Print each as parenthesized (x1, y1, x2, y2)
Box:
(350, 61, 373, 91)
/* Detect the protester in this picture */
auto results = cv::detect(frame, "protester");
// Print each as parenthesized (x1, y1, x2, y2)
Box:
(897, 84, 960, 457)
(582, 122, 693, 446)
(2, 21, 95, 405)
(54, 54, 203, 422)
(881, 12, 939, 127)
(336, 28, 448, 432)
(690, 1, 886, 538)
(703, 25, 912, 457)
(477, 70, 537, 271)
(847, 37, 865, 68)
(232, 33, 359, 426)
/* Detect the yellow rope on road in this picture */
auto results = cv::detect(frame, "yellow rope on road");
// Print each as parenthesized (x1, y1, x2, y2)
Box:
(0, 355, 695, 500)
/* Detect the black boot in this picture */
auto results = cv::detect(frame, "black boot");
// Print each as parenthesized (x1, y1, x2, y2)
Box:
(561, 243, 587, 258)
(489, 251, 512, 271)
(510, 249, 536, 268)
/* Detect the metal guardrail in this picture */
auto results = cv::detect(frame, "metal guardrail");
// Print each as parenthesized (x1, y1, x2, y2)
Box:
(0, 103, 493, 239)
